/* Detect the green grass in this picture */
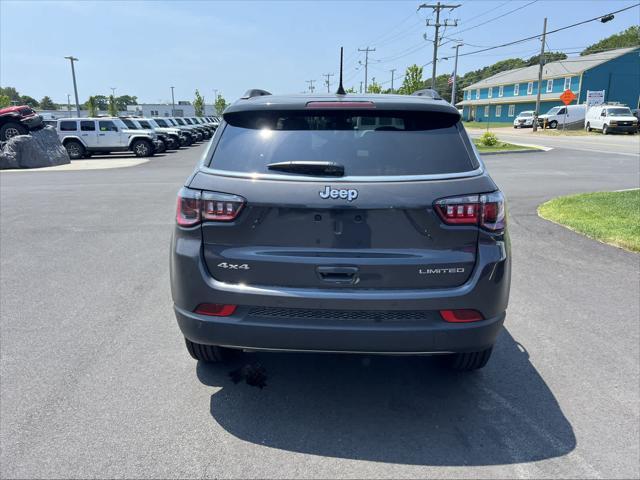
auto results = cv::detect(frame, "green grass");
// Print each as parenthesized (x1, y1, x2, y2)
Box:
(463, 121, 512, 129)
(538, 189, 640, 252)
(472, 138, 537, 153)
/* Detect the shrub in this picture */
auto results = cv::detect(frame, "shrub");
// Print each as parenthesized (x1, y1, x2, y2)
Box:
(480, 131, 499, 146)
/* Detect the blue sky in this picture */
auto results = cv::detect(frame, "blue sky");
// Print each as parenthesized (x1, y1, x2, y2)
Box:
(1, 0, 638, 105)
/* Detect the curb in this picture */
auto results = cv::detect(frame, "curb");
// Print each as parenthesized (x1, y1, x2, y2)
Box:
(480, 148, 545, 156)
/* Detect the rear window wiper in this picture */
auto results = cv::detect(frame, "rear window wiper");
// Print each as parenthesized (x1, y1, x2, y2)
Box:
(267, 161, 345, 177)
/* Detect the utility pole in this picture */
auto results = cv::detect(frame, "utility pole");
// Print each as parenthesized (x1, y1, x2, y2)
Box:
(359, 81, 363, 94)
(450, 42, 463, 106)
(418, 2, 460, 89)
(306, 79, 315, 93)
(64, 56, 81, 116)
(110, 87, 116, 97)
(532, 17, 547, 132)
(323, 73, 334, 93)
(358, 46, 376, 92)
(390, 69, 396, 93)
(170, 86, 176, 116)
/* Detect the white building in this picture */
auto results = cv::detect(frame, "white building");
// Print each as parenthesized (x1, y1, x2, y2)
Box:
(126, 103, 218, 117)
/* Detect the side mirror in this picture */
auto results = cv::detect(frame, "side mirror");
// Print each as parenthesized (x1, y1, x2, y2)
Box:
(601, 112, 606, 117)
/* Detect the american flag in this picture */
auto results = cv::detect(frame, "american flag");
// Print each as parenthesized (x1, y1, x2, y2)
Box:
(448, 74, 455, 86)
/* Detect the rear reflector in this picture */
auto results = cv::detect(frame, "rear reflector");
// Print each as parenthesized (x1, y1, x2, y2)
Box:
(194, 304, 237, 316)
(305, 101, 376, 109)
(440, 309, 484, 323)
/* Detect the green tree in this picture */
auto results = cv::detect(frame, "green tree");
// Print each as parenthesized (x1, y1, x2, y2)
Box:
(0, 87, 20, 102)
(83, 95, 108, 111)
(0, 95, 10, 108)
(19, 95, 39, 107)
(345, 86, 358, 94)
(107, 95, 118, 116)
(367, 78, 382, 94)
(398, 64, 425, 95)
(214, 94, 228, 115)
(581, 26, 640, 56)
(39, 96, 56, 110)
(87, 96, 98, 117)
(526, 51, 567, 66)
(115, 95, 138, 111)
(193, 89, 205, 116)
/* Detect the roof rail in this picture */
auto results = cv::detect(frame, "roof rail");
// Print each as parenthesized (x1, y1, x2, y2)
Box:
(241, 89, 272, 99)
(411, 88, 442, 100)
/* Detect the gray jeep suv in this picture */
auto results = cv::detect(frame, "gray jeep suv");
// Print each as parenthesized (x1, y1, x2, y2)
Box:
(170, 91, 510, 371)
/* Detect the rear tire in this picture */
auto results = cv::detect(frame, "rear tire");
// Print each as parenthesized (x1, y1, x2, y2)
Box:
(184, 338, 233, 363)
(155, 139, 167, 153)
(64, 140, 85, 160)
(446, 347, 493, 371)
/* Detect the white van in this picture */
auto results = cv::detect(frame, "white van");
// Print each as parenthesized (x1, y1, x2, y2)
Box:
(585, 104, 638, 135)
(537, 104, 586, 129)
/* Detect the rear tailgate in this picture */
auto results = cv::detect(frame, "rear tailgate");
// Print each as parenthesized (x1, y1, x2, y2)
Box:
(192, 103, 493, 290)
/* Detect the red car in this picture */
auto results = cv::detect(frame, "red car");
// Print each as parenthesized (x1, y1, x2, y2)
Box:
(0, 105, 43, 141)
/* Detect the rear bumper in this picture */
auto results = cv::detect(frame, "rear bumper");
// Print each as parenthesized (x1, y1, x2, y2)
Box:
(171, 227, 511, 353)
(175, 305, 505, 354)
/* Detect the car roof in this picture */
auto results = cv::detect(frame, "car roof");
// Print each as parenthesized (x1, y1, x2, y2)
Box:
(226, 93, 458, 116)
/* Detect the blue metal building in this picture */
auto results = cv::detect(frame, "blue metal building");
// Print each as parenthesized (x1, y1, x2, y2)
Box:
(457, 47, 640, 123)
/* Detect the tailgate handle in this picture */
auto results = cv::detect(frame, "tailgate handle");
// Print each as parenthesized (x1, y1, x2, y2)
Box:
(316, 266, 359, 285)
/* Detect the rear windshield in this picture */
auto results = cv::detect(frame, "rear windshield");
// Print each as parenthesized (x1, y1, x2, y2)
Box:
(209, 110, 476, 177)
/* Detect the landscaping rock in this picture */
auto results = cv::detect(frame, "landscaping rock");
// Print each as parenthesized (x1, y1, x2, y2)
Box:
(0, 126, 70, 169)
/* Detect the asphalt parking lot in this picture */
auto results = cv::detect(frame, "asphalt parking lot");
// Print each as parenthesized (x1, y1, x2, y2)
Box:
(1, 139, 639, 478)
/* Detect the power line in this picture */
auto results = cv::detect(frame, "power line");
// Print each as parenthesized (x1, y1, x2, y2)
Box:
(448, 0, 538, 36)
(456, 3, 640, 59)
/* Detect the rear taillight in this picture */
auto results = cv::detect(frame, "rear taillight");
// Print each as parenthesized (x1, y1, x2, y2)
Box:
(434, 191, 506, 232)
(440, 309, 484, 323)
(176, 188, 201, 227)
(201, 191, 245, 221)
(194, 303, 237, 316)
(176, 188, 245, 226)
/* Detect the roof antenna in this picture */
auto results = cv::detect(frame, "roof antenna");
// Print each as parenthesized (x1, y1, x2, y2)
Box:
(336, 47, 346, 95)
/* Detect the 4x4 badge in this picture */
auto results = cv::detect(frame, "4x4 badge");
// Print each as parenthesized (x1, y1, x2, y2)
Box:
(319, 186, 358, 202)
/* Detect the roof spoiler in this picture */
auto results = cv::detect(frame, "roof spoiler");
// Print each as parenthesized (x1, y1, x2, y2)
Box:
(411, 88, 442, 100)
(241, 89, 272, 100)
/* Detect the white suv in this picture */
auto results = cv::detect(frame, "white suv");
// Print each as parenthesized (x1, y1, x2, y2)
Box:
(513, 110, 534, 128)
(57, 117, 160, 159)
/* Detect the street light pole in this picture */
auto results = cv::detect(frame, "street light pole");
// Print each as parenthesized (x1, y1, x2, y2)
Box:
(67, 94, 71, 117)
(64, 56, 80, 116)
(451, 43, 463, 106)
(170, 86, 176, 116)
